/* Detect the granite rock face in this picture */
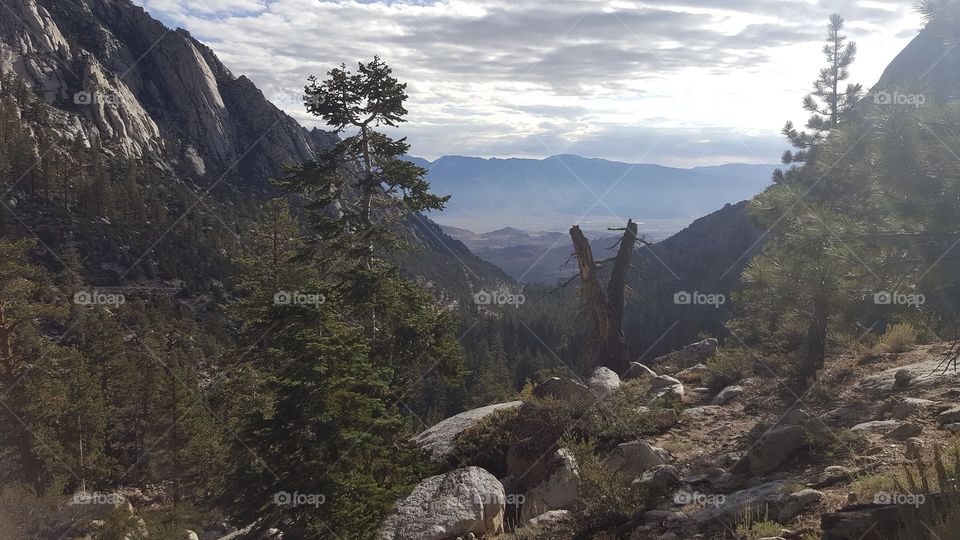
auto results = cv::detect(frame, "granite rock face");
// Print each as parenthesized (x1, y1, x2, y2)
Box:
(0, 0, 335, 185)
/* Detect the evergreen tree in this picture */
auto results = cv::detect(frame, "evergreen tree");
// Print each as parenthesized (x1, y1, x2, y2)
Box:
(781, 14, 862, 166)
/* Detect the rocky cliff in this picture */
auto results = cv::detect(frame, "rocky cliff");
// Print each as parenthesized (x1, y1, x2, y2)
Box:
(0, 0, 336, 186)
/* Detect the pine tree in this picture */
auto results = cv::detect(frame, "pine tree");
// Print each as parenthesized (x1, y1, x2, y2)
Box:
(781, 14, 862, 166)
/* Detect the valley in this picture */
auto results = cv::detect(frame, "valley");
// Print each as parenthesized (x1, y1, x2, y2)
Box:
(0, 1, 959, 540)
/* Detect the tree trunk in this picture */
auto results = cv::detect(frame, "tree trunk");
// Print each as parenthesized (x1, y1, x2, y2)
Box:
(801, 286, 830, 387)
(569, 220, 637, 375)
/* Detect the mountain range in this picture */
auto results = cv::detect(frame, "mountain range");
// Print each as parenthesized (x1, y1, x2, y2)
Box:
(410, 155, 775, 233)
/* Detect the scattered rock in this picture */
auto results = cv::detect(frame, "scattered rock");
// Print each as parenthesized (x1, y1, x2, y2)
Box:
(587, 367, 621, 398)
(711, 385, 744, 405)
(905, 437, 924, 460)
(893, 369, 912, 389)
(777, 489, 823, 523)
(807, 466, 855, 489)
(413, 401, 523, 460)
(883, 422, 923, 441)
(675, 363, 710, 383)
(637, 465, 682, 492)
(890, 397, 935, 420)
(735, 424, 808, 476)
(520, 449, 580, 524)
(624, 362, 657, 380)
(692, 480, 792, 524)
(526, 509, 571, 530)
(682, 405, 724, 418)
(602, 440, 670, 482)
(377, 467, 505, 540)
(654, 338, 719, 370)
(647, 375, 685, 403)
(850, 420, 900, 434)
(938, 406, 960, 425)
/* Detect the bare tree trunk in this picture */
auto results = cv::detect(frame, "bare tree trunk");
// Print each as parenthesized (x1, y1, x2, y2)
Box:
(569, 220, 637, 375)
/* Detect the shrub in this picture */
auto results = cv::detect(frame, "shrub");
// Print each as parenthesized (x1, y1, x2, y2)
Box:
(565, 439, 662, 531)
(448, 406, 523, 477)
(735, 506, 781, 539)
(705, 348, 755, 389)
(874, 323, 918, 354)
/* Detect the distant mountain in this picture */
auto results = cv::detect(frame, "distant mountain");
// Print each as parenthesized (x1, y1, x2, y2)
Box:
(411, 154, 774, 233)
(442, 225, 621, 283)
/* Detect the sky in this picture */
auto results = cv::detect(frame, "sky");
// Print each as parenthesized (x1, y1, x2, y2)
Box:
(133, 0, 924, 167)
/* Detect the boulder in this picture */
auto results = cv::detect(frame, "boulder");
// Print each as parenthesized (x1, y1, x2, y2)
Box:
(693, 480, 820, 525)
(883, 422, 923, 441)
(519, 449, 580, 524)
(377, 467, 505, 540)
(776, 489, 823, 523)
(637, 465, 682, 492)
(183, 531, 200, 540)
(647, 375, 685, 404)
(736, 424, 807, 476)
(890, 397, 935, 420)
(711, 385, 744, 405)
(624, 362, 657, 380)
(654, 338, 719, 370)
(893, 369, 912, 389)
(413, 401, 523, 460)
(682, 405, 724, 418)
(587, 367, 621, 398)
(526, 509, 572, 530)
(650, 375, 683, 390)
(532, 377, 593, 402)
(675, 363, 710, 383)
(938, 406, 960, 425)
(807, 466, 855, 489)
(904, 437, 924, 460)
(850, 420, 900, 434)
(602, 441, 669, 482)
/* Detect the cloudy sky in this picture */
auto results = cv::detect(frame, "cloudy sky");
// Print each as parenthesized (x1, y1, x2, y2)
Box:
(134, 0, 924, 167)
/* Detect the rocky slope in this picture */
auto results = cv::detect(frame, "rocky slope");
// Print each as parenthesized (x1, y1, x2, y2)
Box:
(399, 339, 960, 539)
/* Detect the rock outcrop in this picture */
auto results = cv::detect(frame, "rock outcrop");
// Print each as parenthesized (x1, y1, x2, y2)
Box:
(377, 467, 505, 540)
(413, 401, 522, 461)
(0, 0, 335, 186)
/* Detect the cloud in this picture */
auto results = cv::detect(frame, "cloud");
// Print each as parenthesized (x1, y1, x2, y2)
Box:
(134, 0, 923, 165)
